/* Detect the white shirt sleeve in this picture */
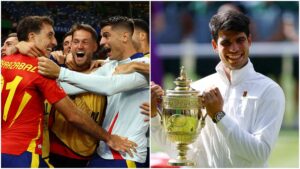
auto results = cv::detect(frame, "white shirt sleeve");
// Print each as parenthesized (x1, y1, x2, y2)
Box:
(59, 81, 88, 95)
(58, 67, 148, 96)
(217, 85, 285, 163)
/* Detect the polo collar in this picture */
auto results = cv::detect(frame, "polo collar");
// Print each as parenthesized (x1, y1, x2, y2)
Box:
(216, 59, 255, 86)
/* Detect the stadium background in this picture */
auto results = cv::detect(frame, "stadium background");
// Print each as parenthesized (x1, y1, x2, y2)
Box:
(2, 1, 149, 59)
(151, 1, 299, 168)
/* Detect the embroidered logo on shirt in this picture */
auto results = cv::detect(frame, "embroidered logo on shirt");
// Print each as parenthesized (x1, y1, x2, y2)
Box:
(243, 91, 248, 97)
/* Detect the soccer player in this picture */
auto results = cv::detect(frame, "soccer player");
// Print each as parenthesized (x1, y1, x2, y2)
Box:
(50, 31, 73, 66)
(132, 18, 149, 57)
(1, 33, 19, 57)
(88, 18, 150, 74)
(37, 16, 149, 168)
(1, 16, 136, 168)
(48, 24, 106, 167)
(113, 18, 150, 75)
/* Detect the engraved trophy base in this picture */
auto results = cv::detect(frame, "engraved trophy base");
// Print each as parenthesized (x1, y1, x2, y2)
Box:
(168, 159, 195, 166)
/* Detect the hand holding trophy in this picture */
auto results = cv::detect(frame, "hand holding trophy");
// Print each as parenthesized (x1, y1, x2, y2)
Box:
(156, 66, 207, 166)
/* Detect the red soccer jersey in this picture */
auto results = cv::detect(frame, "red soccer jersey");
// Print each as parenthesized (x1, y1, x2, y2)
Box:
(1, 54, 67, 155)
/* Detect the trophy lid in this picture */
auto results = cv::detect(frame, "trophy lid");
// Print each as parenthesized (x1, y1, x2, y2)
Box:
(166, 66, 199, 96)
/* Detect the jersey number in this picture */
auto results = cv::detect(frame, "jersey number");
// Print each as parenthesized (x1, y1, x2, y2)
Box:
(1, 75, 32, 126)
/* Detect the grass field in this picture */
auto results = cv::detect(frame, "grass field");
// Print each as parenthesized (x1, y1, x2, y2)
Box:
(269, 129, 299, 168)
(151, 129, 299, 167)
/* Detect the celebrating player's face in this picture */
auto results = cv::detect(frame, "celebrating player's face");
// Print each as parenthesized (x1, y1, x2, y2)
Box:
(1, 37, 18, 57)
(71, 30, 97, 68)
(63, 35, 72, 55)
(212, 30, 251, 70)
(32, 23, 57, 57)
(100, 25, 124, 61)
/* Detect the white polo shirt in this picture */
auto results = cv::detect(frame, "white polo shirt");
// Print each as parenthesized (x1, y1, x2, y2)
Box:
(151, 59, 285, 167)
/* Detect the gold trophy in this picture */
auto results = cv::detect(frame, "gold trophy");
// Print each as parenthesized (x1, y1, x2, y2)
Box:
(158, 66, 206, 166)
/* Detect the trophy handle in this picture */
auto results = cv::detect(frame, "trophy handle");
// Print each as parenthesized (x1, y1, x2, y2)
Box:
(156, 96, 163, 124)
(197, 94, 207, 128)
(157, 107, 163, 124)
(199, 108, 207, 128)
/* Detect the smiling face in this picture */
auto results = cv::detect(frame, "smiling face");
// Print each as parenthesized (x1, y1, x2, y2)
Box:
(212, 30, 251, 70)
(1, 36, 19, 56)
(71, 29, 97, 68)
(63, 35, 72, 55)
(99, 25, 125, 61)
(31, 23, 57, 57)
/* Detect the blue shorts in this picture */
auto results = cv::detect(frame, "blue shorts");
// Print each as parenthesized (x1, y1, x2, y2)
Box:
(87, 153, 148, 168)
(1, 151, 52, 168)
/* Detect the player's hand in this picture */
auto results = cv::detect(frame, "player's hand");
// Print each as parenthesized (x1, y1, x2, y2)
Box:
(89, 59, 105, 70)
(140, 102, 150, 122)
(16, 41, 45, 58)
(51, 50, 66, 65)
(106, 134, 137, 158)
(151, 81, 164, 118)
(65, 53, 77, 70)
(202, 87, 224, 119)
(38, 57, 61, 79)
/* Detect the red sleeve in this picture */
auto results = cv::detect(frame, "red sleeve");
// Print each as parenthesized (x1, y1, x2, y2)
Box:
(35, 75, 67, 104)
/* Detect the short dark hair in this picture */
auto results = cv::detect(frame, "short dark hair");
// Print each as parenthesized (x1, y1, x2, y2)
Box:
(209, 11, 250, 42)
(100, 16, 134, 35)
(63, 31, 73, 41)
(133, 18, 149, 40)
(70, 24, 98, 42)
(17, 16, 54, 41)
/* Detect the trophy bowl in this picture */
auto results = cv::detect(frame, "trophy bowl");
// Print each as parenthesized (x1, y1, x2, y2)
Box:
(159, 66, 206, 166)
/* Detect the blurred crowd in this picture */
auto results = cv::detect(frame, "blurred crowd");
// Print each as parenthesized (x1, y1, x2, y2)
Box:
(152, 1, 299, 44)
(152, 1, 299, 81)
(3, 2, 100, 32)
(2, 1, 149, 46)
